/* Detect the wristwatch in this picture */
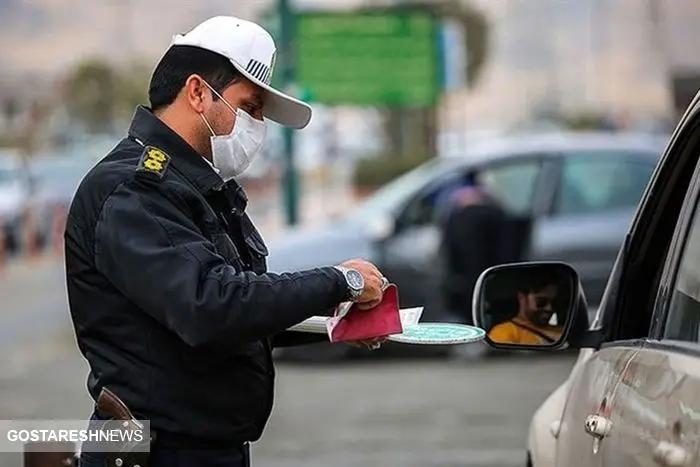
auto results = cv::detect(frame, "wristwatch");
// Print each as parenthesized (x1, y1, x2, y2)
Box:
(334, 266, 365, 301)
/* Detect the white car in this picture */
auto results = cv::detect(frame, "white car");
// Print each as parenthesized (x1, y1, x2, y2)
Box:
(0, 154, 30, 251)
(474, 91, 700, 466)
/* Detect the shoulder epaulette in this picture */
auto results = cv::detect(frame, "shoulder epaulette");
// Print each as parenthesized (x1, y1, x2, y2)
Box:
(136, 146, 170, 179)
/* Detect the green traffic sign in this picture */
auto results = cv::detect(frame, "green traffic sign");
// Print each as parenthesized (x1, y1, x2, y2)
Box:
(296, 11, 440, 107)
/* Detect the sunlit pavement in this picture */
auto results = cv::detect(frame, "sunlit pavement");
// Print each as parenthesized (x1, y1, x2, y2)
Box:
(0, 257, 575, 467)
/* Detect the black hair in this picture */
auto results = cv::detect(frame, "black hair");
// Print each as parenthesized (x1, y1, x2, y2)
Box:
(148, 45, 242, 111)
(517, 270, 561, 294)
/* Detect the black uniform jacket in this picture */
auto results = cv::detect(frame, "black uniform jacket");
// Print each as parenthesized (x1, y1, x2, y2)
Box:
(65, 106, 347, 444)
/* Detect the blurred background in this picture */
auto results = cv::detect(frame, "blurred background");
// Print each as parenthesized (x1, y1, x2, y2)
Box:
(1, 0, 699, 466)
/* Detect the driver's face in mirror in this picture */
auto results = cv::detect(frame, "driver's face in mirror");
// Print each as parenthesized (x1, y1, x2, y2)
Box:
(487, 278, 565, 346)
(519, 284, 558, 327)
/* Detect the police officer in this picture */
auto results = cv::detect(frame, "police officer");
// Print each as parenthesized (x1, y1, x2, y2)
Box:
(65, 16, 387, 467)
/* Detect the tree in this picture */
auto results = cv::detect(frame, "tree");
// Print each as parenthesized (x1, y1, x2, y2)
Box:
(64, 60, 118, 133)
(114, 62, 150, 121)
(63, 59, 150, 134)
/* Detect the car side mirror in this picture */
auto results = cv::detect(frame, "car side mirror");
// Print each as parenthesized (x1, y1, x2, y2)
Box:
(473, 262, 586, 350)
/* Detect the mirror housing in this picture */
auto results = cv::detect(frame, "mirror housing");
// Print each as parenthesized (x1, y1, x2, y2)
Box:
(472, 262, 588, 350)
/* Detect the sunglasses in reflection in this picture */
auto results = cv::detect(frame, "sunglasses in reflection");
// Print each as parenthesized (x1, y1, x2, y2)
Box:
(533, 296, 555, 309)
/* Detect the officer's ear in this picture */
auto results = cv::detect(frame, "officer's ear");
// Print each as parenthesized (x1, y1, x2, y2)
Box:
(184, 75, 210, 114)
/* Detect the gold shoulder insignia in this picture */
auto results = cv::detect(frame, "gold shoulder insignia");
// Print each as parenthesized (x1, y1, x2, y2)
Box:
(136, 146, 170, 178)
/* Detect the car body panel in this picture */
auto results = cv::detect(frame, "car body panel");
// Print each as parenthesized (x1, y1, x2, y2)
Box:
(528, 349, 595, 467)
(555, 346, 641, 466)
(600, 344, 700, 466)
(379, 224, 448, 316)
(266, 220, 373, 272)
(528, 377, 569, 467)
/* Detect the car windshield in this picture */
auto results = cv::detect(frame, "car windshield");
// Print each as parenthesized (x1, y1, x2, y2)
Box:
(352, 158, 463, 219)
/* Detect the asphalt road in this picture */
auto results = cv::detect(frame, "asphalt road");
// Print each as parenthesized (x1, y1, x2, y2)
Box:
(0, 257, 575, 467)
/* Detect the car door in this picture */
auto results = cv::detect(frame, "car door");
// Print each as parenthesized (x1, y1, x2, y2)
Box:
(530, 151, 657, 306)
(378, 169, 471, 319)
(555, 94, 700, 467)
(598, 150, 700, 467)
(555, 345, 642, 467)
(380, 156, 545, 320)
(553, 167, 679, 467)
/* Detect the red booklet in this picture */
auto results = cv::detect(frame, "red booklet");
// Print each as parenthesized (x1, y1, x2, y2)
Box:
(326, 284, 403, 342)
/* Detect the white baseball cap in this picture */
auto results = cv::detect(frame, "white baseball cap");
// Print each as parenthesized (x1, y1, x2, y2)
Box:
(172, 16, 312, 129)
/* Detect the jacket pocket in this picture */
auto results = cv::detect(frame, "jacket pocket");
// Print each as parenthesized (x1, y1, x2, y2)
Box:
(241, 217, 269, 273)
(211, 232, 242, 267)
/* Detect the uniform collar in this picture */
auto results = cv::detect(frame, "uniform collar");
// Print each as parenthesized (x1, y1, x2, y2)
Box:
(128, 105, 226, 194)
(201, 156, 221, 175)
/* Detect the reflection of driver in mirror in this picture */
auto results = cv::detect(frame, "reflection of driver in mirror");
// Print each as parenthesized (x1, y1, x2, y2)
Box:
(488, 278, 564, 345)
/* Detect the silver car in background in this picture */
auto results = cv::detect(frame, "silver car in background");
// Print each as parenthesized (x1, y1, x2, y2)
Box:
(268, 132, 666, 329)
(0, 154, 31, 253)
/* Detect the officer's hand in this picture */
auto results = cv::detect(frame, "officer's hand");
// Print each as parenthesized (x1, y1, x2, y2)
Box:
(339, 259, 385, 310)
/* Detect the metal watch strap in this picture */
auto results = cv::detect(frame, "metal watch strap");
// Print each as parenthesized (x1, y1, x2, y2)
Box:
(334, 266, 362, 301)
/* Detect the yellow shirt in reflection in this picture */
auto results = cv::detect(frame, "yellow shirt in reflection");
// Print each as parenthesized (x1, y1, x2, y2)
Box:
(488, 318, 563, 345)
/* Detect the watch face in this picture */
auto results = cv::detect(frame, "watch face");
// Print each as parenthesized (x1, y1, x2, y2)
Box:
(346, 270, 364, 290)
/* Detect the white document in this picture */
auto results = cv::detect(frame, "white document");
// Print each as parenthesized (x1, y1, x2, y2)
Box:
(287, 307, 424, 337)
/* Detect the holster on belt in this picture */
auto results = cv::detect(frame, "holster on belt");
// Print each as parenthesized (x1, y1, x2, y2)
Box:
(23, 442, 77, 467)
(91, 387, 151, 467)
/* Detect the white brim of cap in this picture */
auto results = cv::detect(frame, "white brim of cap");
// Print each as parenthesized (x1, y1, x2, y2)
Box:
(232, 60, 312, 129)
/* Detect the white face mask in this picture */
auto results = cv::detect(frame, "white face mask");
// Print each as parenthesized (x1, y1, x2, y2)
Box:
(200, 81, 266, 181)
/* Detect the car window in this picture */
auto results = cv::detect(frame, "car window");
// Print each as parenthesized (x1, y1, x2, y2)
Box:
(395, 159, 542, 229)
(555, 152, 655, 216)
(354, 158, 463, 220)
(664, 199, 700, 342)
(395, 174, 464, 228)
(478, 160, 541, 216)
